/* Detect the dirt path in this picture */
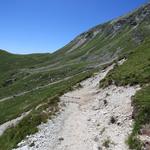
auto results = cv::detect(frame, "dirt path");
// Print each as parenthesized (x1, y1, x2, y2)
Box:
(14, 64, 140, 150)
(0, 111, 31, 136)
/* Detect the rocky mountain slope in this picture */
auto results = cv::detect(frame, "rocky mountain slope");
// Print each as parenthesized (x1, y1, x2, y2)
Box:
(0, 2, 150, 150)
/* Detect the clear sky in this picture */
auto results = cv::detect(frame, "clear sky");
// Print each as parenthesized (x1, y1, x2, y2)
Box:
(0, 0, 149, 54)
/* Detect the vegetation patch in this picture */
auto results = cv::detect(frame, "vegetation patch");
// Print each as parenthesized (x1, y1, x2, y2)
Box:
(100, 40, 150, 88)
(0, 97, 58, 150)
(127, 85, 150, 150)
(0, 71, 94, 150)
(102, 138, 112, 148)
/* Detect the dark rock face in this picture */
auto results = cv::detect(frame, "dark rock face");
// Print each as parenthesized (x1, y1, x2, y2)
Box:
(112, 3, 150, 33)
(132, 30, 144, 44)
(128, 3, 150, 24)
(2, 78, 16, 87)
(113, 19, 127, 31)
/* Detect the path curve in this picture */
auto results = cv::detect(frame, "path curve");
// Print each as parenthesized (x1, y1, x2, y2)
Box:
(14, 63, 140, 150)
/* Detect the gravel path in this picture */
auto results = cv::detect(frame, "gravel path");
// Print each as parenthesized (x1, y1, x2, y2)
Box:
(14, 64, 140, 150)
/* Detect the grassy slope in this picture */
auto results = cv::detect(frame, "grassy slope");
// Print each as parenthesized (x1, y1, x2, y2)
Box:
(0, 50, 52, 74)
(0, 50, 95, 149)
(100, 30, 150, 150)
(0, 70, 94, 125)
(0, 50, 52, 95)
(0, 62, 87, 99)
(100, 39, 150, 87)
(0, 70, 94, 150)
(128, 85, 150, 150)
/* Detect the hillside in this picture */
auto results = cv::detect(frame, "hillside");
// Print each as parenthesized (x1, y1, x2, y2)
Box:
(0, 2, 150, 150)
(1, 2, 150, 99)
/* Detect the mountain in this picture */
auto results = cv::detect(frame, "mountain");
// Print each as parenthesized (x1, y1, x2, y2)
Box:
(0, 2, 150, 150)
(1, 2, 150, 99)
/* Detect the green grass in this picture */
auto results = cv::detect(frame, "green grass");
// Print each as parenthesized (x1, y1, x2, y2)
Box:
(100, 40, 150, 88)
(0, 96, 59, 150)
(0, 62, 87, 99)
(0, 70, 94, 150)
(127, 85, 150, 150)
(0, 70, 93, 125)
(0, 50, 52, 74)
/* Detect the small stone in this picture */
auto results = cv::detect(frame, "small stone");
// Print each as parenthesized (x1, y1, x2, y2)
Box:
(105, 93, 110, 97)
(29, 142, 35, 147)
(58, 137, 64, 141)
(94, 136, 99, 142)
(92, 106, 100, 111)
(117, 122, 121, 126)
(40, 135, 44, 138)
(98, 146, 102, 150)
(103, 100, 108, 106)
(110, 116, 117, 124)
(140, 129, 150, 136)
(144, 141, 150, 150)
(87, 118, 91, 121)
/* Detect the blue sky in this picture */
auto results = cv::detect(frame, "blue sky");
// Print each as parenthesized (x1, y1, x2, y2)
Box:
(0, 0, 148, 54)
